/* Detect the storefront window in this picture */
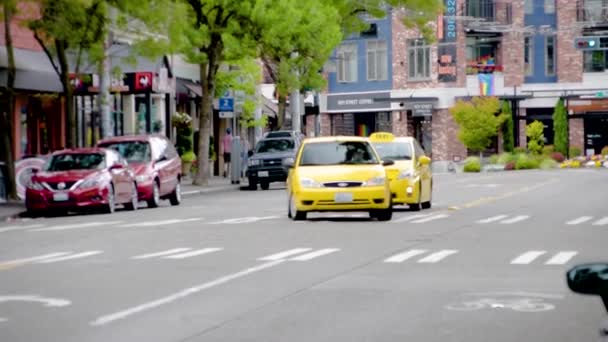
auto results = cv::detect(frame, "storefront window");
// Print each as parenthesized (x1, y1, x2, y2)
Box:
(584, 51, 608, 72)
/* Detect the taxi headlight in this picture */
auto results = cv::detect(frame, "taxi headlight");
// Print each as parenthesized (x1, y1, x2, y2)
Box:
(300, 177, 322, 188)
(398, 170, 413, 180)
(364, 176, 385, 187)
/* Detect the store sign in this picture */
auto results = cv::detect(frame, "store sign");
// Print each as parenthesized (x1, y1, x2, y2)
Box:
(437, 0, 458, 83)
(326, 92, 391, 112)
(411, 102, 434, 117)
(569, 99, 608, 113)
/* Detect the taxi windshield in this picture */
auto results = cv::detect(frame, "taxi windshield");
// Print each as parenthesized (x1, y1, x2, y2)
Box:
(373, 142, 412, 160)
(299, 141, 379, 166)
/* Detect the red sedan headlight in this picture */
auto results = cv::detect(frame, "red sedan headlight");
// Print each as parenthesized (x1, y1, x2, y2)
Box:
(27, 180, 45, 190)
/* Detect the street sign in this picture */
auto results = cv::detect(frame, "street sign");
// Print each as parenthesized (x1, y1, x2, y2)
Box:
(219, 111, 234, 118)
(219, 98, 234, 112)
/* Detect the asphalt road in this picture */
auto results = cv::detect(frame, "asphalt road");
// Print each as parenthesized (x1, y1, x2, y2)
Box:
(0, 169, 606, 342)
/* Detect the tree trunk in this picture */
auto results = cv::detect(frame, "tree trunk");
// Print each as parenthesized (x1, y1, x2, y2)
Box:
(56, 40, 76, 148)
(277, 94, 287, 130)
(1, 1, 17, 199)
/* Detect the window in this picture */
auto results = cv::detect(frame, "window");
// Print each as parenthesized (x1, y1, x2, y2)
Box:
(584, 51, 608, 72)
(99, 141, 152, 163)
(337, 43, 358, 83)
(524, 37, 534, 76)
(546, 36, 556, 76)
(367, 40, 388, 81)
(408, 39, 430, 80)
(45, 153, 105, 171)
(372, 142, 413, 160)
(299, 141, 379, 166)
(524, 0, 534, 14)
(544, 0, 555, 13)
(255, 139, 295, 153)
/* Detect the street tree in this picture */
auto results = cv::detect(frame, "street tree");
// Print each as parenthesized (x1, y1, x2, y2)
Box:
(501, 100, 514, 153)
(0, 0, 17, 199)
(450, 96, 505, 157)
(553, 98, 568, 157)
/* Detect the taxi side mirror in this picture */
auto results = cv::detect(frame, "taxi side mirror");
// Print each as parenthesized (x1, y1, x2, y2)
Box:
(419, 156, 431, 165)
(382, 159, 395, 166)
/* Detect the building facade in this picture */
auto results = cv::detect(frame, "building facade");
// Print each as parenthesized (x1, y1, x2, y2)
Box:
(315, 0, 608, 163)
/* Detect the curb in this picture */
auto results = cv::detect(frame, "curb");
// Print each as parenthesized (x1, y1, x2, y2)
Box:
(181, 185, 242, 196)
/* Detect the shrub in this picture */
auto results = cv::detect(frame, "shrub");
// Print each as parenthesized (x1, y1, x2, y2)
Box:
(526, 121, 545, 155)
(542, 145, 554, 155)
(497, 152, 517, 165)
(489, 154, 499, 164)
(463, 157, 481, 173)
(602, 146, 608, 157)
(504, 161, 516, 170)
(540, 158, 558, 169)
(560, 160, 582, 168)
(514, 147, 527, 154)
(515, 154, 540, 170)
(550, 152, 565, 163)
(569, 146, 582, 158)
(181, 151, 197, 163)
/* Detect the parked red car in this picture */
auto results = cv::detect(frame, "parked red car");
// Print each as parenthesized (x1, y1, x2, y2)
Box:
(97, 134, 182, 208)
(25, 148, 138, 216)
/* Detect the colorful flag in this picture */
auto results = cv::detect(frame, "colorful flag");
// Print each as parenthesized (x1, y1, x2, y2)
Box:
(478, 73, 495, 96)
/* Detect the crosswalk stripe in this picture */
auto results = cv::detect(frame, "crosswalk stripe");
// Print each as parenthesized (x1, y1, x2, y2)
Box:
(545, 251, 578, 265)
(392, 214, 432, 223)
(384, 249, 428, 263)
(417, 250, 458, 263)
(163, 248, 223, 259)
(32, 221, 122, 232)
(500, 215, 529, 224)
(119, 218, 202, 228)
(38, 251, 103, 263)
(0, 252, 71, 265)
(0, 224, 45, 233)
(410, 214, 449, 223)
(477, 215, 509, 224)
(132, 248, 192, 260)
(290, 248, 340, 261)
(566, 216, 593, 225)
(258, 248, 313, 261)
(592, 217, 608, 226)
(511, 251, 546, 264)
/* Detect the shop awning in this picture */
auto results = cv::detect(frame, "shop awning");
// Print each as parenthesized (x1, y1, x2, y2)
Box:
(0, 48, 63, 92)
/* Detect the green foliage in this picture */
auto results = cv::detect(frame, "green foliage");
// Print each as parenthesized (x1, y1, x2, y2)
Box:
(526, 121, 545, 155)
(515, 154, 540, 170)
(172, 112, 193, 156)
(489, 154, 499, 164)
(514, 147, 527, 154)
(181, 150, 196, 163)
(450, 97, 505, 153)
(497, 153, 517, 165)
(542, 145, 554, 155)
(553, 98, 569, 156)
(601, 146, 608, 157)
(501, 101, 514, 153)
(539, 158, 558, 170)
(569, 146, 582, 158)
(463, 157, 481, 173)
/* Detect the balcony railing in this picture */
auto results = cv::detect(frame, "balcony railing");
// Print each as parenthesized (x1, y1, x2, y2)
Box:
(462, 0, 512, 31)
(577, 0, 608, 25)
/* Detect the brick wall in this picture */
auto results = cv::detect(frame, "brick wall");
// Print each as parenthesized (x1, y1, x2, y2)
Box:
(431, 109, 466, 161)
(392, 111, 407, 136)
(320, 113, 331, 136)
(557, 0, 583, 82)
(305, 115, 315, 136)
(502, 0, 525, 87)
(569, 118, 584, 150)
(0, 2, 42, 51)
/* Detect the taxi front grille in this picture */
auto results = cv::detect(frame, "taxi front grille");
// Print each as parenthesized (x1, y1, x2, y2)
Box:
(316, 199, 371, 205)
(322, 182, 363, 188)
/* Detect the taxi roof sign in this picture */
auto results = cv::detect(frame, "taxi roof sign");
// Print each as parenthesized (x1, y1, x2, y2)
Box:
(369, 132, 395, 141)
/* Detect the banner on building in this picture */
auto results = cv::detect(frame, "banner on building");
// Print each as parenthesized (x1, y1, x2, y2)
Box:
(478, 73, 495, 96)
(437, 0, 458, 83)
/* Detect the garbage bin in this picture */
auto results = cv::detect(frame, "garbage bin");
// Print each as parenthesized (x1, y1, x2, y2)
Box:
(230, 136, 242, 184)
(0, 161, 6, 203)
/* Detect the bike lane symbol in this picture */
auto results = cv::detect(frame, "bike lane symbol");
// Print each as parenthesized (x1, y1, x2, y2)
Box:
(445, 291, 563, 313)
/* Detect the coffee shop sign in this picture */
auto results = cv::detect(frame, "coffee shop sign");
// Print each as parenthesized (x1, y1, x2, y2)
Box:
(337, 98, 374, 106)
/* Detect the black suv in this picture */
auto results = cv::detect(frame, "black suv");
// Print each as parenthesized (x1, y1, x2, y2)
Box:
(246, 136, 300, 190)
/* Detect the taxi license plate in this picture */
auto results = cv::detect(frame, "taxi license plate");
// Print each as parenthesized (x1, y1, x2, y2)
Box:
(53, 192, 69, 202)
(334, 192, 353, 203)
(258, 171, 269, 177)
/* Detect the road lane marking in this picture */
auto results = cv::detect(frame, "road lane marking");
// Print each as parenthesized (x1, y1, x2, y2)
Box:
(258, 248, 313, 261)
(566, 216, 593, 225)
(0, 224, 44, 233)
(477, 215, 509, 224)
(163, 248, 223, 259)
(31, 221, 122, 232)
(418, 250, 458, 263)
(0, 252, 71, 267)
(37, 251, 103, 263)
(132, 248, 192, 260)
(289, 248, 340, 261)
(545, 251, 578, 265)
(500, 215, 529, 224)
(90, 260, 285, 326)
(592, 217, 608, 226)
(511, 251, 546, 264)
(119, 218, 203, 228)
(209, 216, 280, 224)
(392, 214, 432, 223)
(384, 249, 428, 263)
(410, 214, 449, 223)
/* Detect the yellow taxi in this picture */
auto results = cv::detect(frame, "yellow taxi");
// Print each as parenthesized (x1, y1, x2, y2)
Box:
(369, 132, 432, 210)
(285, 136, 394, 221)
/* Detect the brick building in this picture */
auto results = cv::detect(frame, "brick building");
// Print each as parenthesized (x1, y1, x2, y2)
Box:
(314, 0, 608, 164)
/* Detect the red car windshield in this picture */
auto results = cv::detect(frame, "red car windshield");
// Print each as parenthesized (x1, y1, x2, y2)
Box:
(99, 141, 151, 163)
(45, 153, 105, 171)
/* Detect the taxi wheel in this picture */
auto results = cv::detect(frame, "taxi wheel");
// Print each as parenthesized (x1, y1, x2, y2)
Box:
(409, 183, 422, 211)
(370, 201, 393, 221)
(288, 194, 306, 221)
(421, 180, 433, 209)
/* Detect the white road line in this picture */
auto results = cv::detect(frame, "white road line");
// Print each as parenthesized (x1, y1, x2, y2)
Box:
(258, 248, 313, 261)
(511, 251, 547, 265)
(410, 214, 449, 224)
(566, 216, 593, 225)
(0, 252, 71, 265)
(38, 251, 103, 263)
(384, 249, 428, 263)
(209, 216, 280, 224)
(417, 250, 458, 263)
(592, 217, 608, 226)
(0, 224, 44, 233)
(0, 317, 6, 322)
(90, 259, 284, 326)
(290, 248, 340, 261)
(477, 215, 509, 224)
(31, 221, 122, 232)
(119, 218, 202, 228)
(132, 248, 192, 260)
(545, 251, 578, 265)
(500, 215, 529, 224)
(392, 214, 432, 223)
(163, 248, 223, 259)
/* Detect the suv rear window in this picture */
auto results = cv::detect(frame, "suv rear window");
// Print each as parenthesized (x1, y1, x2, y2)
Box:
(99, 141, 152, 163)
(255, 139, 295, 153)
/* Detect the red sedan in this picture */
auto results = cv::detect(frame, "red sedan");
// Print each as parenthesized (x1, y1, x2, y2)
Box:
(25, 148, 139, 216)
